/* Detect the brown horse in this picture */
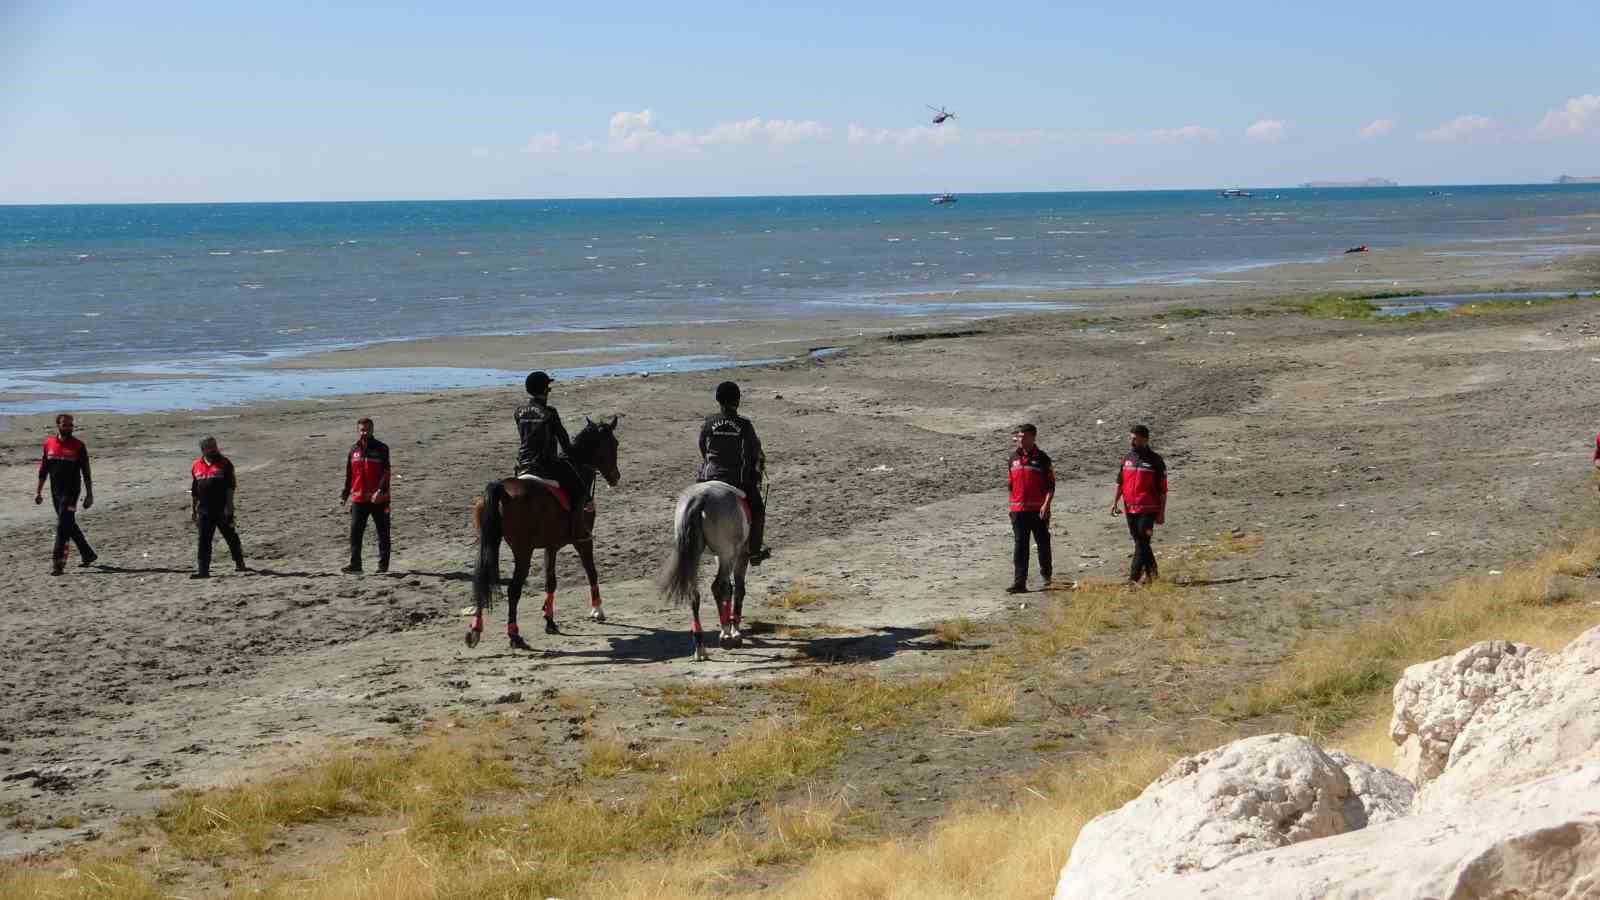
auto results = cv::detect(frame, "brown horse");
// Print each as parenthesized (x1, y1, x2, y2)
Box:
(468, 417, 621, 650)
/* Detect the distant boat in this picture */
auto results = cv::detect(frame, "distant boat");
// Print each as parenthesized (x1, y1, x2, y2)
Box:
(1219, 189, 1252, 199)
(930, 193, 958, 205)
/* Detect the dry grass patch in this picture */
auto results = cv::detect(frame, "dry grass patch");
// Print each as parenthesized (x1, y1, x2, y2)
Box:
(752, 792, 855, 865)
(932, 617, 979, 646)
(658, 681, 732, 717)
(958, 674, 1017, 729)
(153, 724, 519, 861)
(1224, 530, 1600, 736)
(0, 856, 164, 900)
(769, 581, 843, 610)
(751, 738, 1182, 900)
(582, 734, 660, 778)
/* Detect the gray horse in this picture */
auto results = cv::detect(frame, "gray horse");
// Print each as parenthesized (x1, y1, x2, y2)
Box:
(658, 480, 753, 661)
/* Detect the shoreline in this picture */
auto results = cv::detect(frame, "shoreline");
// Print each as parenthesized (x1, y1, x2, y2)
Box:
(1, 235, 1597, 418)
(3, 242, 1600, 861)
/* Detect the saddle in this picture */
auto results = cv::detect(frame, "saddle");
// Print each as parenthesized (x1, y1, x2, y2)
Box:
(515, 473, 572, 511)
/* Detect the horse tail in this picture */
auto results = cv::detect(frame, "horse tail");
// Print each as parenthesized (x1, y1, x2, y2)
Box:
(472, 480, 504, 609)
(658, 490, 706, 607)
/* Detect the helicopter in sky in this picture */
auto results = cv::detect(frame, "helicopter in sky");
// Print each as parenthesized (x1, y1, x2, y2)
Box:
(927, 105, 956, 125)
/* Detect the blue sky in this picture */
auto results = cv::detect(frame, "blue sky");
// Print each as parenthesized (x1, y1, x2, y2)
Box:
(1, 0, 1597, 202)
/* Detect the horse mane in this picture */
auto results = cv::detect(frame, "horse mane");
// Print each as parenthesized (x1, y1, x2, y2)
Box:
(571, 419, 611, 462)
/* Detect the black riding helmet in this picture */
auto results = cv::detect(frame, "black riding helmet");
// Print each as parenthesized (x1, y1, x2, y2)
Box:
(715, 380, 741, 407)
(525, 371, 554, 396)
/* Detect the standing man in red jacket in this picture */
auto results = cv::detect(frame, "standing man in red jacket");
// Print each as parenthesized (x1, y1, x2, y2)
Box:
(1007, 423, 1055, 594)
(191, 436, 246, 578)
(1111, 424, 1167, 586)
(34, 413, 97, 575)
(340, 417, 392, 574)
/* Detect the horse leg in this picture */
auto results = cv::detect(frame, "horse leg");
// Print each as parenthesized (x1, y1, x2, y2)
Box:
(542, 546, 559, 634)
(507, 546, 534, 651)
(730, 556, 749, 648)
(576, 539, 605, 622)
(691, 585, 710, 662)
(713, 560, 736, 650)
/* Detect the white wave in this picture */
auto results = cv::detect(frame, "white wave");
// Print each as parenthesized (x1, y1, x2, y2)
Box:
(82, 312, 101, 318)
(209, 251, 232, 256)
(993, 236, 1016, 241)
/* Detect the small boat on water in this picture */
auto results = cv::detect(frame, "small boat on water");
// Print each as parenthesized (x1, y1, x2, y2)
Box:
(930, 193, 957, 205)
(1219, 188, 1252, 198)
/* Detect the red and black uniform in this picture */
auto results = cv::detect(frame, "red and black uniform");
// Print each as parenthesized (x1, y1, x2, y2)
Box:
(342, 436, 392, 572)
(1117, 446, 1168, 582)
(698, 407, 766, 553)
(39, 435, 95, 566)
(191, 455, 244, 575)
(1008, 446, 1055, 588)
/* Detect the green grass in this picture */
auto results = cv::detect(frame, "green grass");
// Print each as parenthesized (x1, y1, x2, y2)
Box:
(1298, 295, 1380, 319)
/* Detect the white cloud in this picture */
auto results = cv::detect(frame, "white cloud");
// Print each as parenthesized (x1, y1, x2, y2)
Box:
(1420, 115, 1493, 142)
(1245, 119, 1288, 141)
(1536, 94, 1600, 137)
(1151, 125, 1219, 142)
(847, 123, 961, 147)
(522, 133, 562, 154)
(608, 109, 656, 141)
(1359, 119, 1395, 139)
(607, 110, 830, 151)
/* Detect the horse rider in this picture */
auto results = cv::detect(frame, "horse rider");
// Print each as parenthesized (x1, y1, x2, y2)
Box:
(515, 370, 588, 536)
(698, 380, 770, 564)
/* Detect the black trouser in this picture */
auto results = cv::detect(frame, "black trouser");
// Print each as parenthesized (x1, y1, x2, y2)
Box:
(197, 512, 244, 574)
(50, 489, 93, 564)
(349, 502, 391, 570)
(1010, 510, 1052, 587)
(1126, 512, 1159, 583)
(744, 483, 766, 551)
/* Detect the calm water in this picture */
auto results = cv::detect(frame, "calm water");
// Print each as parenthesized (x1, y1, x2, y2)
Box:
(1, 185, 1597, 411)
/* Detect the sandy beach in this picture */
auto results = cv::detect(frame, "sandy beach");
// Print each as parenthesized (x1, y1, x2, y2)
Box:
(2, 237, 1599, 858)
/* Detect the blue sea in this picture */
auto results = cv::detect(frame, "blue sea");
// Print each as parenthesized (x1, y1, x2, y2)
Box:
(2, 185, 1597, 413)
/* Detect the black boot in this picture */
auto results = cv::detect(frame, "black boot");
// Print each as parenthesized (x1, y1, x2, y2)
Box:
(747, 508, 770, 565)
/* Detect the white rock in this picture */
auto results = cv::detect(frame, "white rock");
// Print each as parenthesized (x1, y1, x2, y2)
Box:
(1125, 763, 1600, 899)
(1415, 626, 1600, 810)
(1054, 734, 1394, 900)
(1326, 750, 1415, 825)
(1388, 638, 1549, 785)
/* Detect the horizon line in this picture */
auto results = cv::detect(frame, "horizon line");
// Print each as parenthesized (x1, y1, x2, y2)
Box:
(3, 179, 1595, 208)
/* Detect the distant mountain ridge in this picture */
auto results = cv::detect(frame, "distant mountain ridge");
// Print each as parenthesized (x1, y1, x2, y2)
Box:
(1299, 178, 1399, 188)
(1555, 175, 1600, 184)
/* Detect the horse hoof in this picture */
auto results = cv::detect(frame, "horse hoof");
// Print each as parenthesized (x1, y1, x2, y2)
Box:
(465, 628, 481, 649)
(589, 607, 606, 623)
(693, 646, 711, 662)
(719, 632, 734, 650)
(729, 632, 744, 649)
(544, 617, 559, 635)
(509, 634, 534, 652)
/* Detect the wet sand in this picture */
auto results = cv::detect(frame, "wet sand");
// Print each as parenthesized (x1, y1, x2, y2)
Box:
(1, 237, 1599, 857)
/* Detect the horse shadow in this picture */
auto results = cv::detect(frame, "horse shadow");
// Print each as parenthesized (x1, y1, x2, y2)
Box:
(512, 619, 955, 669)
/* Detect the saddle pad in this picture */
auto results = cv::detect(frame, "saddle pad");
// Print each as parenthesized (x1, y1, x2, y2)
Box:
(515, 474, 570, 511)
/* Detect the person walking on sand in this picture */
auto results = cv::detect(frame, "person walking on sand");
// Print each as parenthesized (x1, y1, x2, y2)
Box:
(34, 413, 97, 575)
(1007, 423, 1055, 594)
(340, 417, 391, 574)
(698, 381, 770, 564)
(1111, 424, 1167, 586)
(191, 436, 246, 579)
